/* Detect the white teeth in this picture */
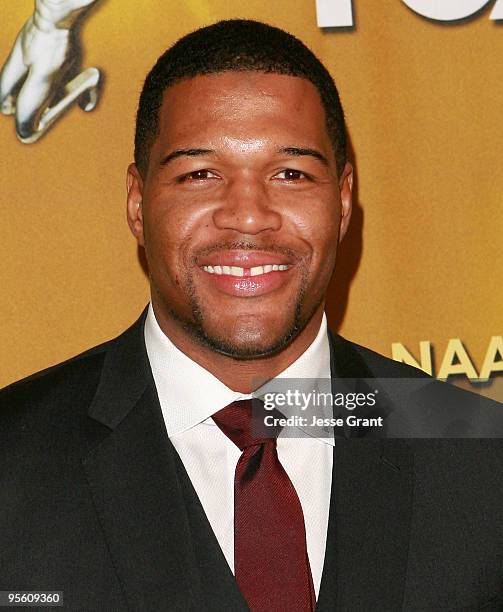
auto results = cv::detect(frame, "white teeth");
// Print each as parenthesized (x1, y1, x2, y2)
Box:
(203, 265, 245, 276)
(250, 266, 263, 276)
(250, 264, 290, 276)
(203, 264, 290, 276)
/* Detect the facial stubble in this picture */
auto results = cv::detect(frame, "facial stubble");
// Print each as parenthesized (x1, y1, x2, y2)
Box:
(165, 264, 321, 360)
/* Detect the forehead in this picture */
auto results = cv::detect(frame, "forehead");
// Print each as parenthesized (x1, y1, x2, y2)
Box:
(155, 71, 331, 150)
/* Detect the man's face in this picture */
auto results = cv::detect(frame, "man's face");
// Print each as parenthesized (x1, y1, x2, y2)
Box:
(127, 71, 352, 358)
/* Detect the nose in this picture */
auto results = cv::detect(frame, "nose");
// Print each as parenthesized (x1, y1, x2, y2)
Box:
(212, 174, 282, 235)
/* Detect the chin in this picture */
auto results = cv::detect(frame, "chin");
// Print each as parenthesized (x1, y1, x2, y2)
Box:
(194, 314, 304, 360)
(199, 334, 295, 360)
(164, 278, 318, 359)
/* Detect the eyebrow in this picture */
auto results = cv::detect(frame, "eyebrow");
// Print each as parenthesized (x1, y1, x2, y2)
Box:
(159, 146, 329, 167)
(278, 147, 329, 167)
(160, 148, 215, 166)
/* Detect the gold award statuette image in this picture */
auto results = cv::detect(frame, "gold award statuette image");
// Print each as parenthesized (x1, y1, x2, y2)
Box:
(0, 0, 102, 144)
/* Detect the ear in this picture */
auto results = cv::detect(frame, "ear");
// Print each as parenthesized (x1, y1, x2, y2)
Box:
(126, 163, 145, 247)
(338, 162, 353, 243)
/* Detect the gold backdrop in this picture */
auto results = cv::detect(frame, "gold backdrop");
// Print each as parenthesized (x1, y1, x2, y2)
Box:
(1, 0, 502, 395)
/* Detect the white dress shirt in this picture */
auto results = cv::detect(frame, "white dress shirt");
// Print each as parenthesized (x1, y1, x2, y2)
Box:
(144, 303, 333, 598)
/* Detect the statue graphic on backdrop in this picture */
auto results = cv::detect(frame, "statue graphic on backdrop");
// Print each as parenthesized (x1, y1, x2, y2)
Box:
(0, 0, 102, 144)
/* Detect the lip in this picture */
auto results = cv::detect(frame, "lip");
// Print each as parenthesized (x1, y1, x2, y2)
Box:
(198, 265, 294, 297)
(198, 250, 292, 268)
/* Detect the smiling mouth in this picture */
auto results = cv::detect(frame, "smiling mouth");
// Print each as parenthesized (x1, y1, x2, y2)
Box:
(202, 264, 291, 277)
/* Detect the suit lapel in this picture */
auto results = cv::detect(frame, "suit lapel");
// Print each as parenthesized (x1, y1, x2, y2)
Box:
(83, 383, 204, 610)
(316, 333, 414, 611)
(172, 449, 249, 611)
(82, 310, 246, 611)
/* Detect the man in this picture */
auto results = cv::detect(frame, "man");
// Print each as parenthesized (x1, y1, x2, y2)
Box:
(1, 19, 503, 612)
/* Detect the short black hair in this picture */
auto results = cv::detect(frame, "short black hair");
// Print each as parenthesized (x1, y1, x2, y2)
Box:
(135, 19, 347, 175)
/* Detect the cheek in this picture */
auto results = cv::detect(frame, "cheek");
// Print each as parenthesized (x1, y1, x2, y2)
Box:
(288, 197, 341, 262)
(304, 217, 340, 295)
(143, 195, 212, 270)
(143, 220, 177, 274)
(143, 215, 193, 307)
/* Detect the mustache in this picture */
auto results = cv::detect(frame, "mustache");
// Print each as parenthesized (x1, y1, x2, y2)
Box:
(192, 240, 303, 262)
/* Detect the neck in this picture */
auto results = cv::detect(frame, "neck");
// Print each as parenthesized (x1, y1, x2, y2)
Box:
(150, 303, 325, 393)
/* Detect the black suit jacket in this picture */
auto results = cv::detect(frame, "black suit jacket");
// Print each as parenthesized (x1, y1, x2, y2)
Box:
(1, 309, 503, 611)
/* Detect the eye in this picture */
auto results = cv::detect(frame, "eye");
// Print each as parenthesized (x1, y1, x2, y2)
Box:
(272, 169, 309, 181)
(178, 169, 220, 182)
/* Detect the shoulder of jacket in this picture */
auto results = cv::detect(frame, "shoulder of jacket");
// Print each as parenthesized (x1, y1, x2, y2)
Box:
(330, 331, 430, 379)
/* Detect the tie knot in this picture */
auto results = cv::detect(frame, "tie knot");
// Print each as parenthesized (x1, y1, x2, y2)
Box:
(212, 399, 282, 450)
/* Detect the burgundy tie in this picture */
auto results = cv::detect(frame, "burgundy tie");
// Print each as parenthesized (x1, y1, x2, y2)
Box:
(212, 400, 316, 612)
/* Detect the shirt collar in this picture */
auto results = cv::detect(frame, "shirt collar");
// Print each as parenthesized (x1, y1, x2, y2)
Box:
(144, 303, 332, 443)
